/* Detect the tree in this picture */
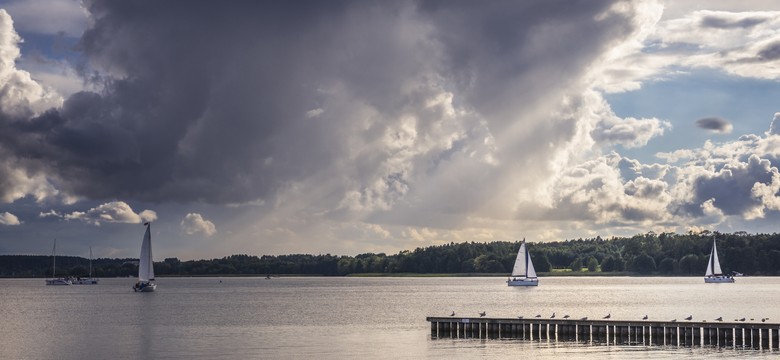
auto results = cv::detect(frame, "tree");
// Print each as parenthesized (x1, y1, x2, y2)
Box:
(532, 253, 552, 273)
(678, 254, 700, 275)
(657, 258, 677, 274)
(586, 257, 599, 272)
(630, 253, 656, 274)
(569, 258, 583, 272)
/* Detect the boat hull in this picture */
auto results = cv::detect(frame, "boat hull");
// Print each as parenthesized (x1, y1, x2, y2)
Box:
(133, 281, 157, 292)
(73, 278, 99, 285)
(45, 278, 72, 285)
(705, 276, 735, 283)
(507, 278, 539, 287)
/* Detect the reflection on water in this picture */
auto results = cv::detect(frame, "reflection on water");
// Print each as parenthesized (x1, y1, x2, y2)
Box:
(0, 276, 778, 359)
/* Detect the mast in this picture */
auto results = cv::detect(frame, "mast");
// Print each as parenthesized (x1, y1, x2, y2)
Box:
(89, 246, 93, 278)
(52, 239, 56, 277)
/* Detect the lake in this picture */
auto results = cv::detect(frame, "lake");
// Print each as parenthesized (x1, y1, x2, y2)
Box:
(1, 276, 778, 359)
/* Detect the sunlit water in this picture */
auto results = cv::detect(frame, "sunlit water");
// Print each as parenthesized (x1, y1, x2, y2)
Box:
(1, 276, 779, 359)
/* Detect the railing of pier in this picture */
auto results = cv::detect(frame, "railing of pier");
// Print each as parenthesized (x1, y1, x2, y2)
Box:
(426, 316, 779, 350)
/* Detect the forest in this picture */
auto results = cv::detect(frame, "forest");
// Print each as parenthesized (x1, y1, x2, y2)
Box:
(3, 231, 780, 277)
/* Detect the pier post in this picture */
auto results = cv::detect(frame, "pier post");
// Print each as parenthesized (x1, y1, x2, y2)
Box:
(762, 328, 770, 349)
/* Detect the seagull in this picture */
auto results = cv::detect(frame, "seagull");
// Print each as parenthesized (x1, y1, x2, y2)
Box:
(517, 316, 524, 319)
(563, 315, 570, 319)
(684, 315, 693, 321)
(750, 318, 755, 321)
(762, 318, 768, 322)
(450, 311, 455, 317)
(671, 319, 677, 322)
(479, 311, 486, 317)
(739, 318, 746, 322)
(715, 317, 723, 322)
(535, 314, 542, 318)
(642, 315, 648, 320)
(550, 312, 556, 319)
(580, 317, 588, 320)
(603, 313, 611, 319)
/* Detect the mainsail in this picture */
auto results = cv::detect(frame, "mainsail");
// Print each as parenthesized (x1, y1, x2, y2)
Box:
(705, 240, 723, 276)
(138, 223, 155, 282)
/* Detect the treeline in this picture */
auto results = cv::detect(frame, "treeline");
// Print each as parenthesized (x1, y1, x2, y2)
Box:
(3, 231, 780, 277)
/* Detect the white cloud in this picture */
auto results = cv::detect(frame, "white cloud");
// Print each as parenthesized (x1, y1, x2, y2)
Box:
(0, 211, 20, 225)
(0, 9, 62, 117)
(181, 213, 216, 236)
(55, 201, 156, 225)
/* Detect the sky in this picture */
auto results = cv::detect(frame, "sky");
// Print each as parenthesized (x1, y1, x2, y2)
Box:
(1, 0, 780, 260)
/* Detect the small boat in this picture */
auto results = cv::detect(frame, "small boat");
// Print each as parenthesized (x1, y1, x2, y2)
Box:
(132, 222, 157, 292)
(704, 239, 734, 283)
(507, 239, 539, 287)
(45, 239, 72, 285)
(73, 247, 99, 285)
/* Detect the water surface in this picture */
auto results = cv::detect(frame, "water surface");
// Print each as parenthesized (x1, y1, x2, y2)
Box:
(1, 276, 777, 359)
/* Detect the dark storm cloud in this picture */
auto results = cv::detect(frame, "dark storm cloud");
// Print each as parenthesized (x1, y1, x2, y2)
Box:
(0, 0, 635, 208)
(682, 155, 775, 217)
(695, 117, 732, 133)
(758, 41, 780, 61)
(700, 15, 767, 29)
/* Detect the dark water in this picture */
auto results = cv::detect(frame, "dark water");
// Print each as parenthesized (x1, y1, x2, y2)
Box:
(1, 276, 778, 359)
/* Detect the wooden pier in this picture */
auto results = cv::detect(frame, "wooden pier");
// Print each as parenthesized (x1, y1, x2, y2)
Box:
(426, 316, 780, 349)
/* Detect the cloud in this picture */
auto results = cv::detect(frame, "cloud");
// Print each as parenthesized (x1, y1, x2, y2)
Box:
(597, 9, 780, 93)
(695, 117, 733, 133)
(50, 201, 156, 225)
(0, 211, 21, 225)
(769, 112, 780, 135)
(180, 213, 216, 237)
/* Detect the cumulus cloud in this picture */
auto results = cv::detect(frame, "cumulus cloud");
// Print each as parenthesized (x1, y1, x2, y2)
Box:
(180, 213, 216, 237)
(0, 211, 21, 225)
(0, 1, 652, 217)
(695, 117, 733, 133)
(47, 201, 156, 225)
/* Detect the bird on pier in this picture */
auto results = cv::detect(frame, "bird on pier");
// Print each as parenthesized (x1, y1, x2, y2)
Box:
(762, 318, 768, 322)
(642, 315, 648, 320)
(684, 315, 693, 321)
(739, 318, 746, 322)
(715, 317, 723, 322)
(603, 313, 611, 319)
(479, 311, 486, 317)
(580, 317, 588, 320)
(671, 319, 677, 322)
(535, 314, 542, 318)
(750, 318, 755, 321)
(517, 316, 524, 319)
(449, 311, 455, 317)
(563, 315, 570, 319)
(550, 312, 556, 319)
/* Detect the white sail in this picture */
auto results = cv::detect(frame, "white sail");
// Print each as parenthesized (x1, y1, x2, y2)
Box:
(138, 223, 155, 282)
(511, 242, 527, 277)
(705, 240, 723, 276)
(526, 247, 537, 279)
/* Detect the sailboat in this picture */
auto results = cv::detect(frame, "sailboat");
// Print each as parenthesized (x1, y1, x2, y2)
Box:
(507, 239, 539, 287)
(704, 239, 734, 283)
(132, 222, 157, 292)
(45, 239, 72, 285)
(73, 247, 99, 285)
